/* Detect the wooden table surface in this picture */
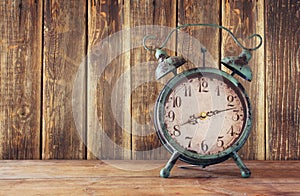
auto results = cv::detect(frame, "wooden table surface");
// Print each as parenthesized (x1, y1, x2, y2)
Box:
(0, 160, 299, 195)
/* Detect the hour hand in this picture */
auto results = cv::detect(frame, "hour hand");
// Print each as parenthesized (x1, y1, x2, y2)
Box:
(181, 111, 210, 125)
(180, 114, 198, 126)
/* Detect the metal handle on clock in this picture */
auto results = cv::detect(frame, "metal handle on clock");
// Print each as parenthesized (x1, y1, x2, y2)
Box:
(143, 23, 262, 52)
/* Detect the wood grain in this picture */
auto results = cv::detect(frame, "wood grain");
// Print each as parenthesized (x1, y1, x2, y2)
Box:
(177, 0, 221, 70)
(265, 0, 300, 160)
(0, 160, 299, 195)
(0, 0, 42, 159)
(0, 0, 298, 161)
(43, 0, 86, 159)
(130, 0, 177, 160)
(87, 0, 132, 159)
(222, 0, 265, 160)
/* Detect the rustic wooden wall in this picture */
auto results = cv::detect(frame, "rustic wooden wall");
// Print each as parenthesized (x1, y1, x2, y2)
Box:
(0, 0, 299, 160)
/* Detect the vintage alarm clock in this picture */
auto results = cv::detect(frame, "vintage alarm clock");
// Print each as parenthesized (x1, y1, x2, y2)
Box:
(143, 24, 262, 178)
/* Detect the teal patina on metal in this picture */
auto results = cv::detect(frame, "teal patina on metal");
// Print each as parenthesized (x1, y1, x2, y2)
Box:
(143, 24, 262, 178)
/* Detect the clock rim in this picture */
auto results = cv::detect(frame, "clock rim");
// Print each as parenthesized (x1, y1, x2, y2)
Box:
(154, 67, 252, 166)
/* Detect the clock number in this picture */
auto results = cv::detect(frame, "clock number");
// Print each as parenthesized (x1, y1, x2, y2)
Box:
(227, 95, 235, 107)
(199, 78, 209, 93)
(172, 125, 181, 137)
(217, 136, 224, 147)
(201, 140, 208, 153)
(167, 111, 175, 122)
(185, 136, 193, 148)
(232, 113, 240, 121)
(216, 85, 220, 96)
(184, 84, 192, 97)
(173, 96, 182, 107)
(227, 125, 238, 136)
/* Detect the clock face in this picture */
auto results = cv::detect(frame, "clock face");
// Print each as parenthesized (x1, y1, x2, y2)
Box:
(159, 69, 250, 156)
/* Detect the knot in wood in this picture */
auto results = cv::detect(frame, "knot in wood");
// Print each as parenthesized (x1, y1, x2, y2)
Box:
(17, 105, 31, 121)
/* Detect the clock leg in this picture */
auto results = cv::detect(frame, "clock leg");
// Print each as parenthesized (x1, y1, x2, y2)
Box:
(231, 151, 251, 178)
(160, 151, 180, 178)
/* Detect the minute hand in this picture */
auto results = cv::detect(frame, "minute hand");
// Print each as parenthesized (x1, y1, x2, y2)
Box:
(206, 108, 236, 117)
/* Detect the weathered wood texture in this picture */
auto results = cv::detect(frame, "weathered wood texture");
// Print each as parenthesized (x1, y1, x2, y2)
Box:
(129, 0, 177, 160)
(0, 0, 299, 160)
(43, 0, 86, 159)
(177, 0, 221, 69)
(0, 160, 300, 195)
(265, 0, 300, 160)
(222, 0, 265, 160)
(87, 0, 132, 160)
(0, 0, 42, 159)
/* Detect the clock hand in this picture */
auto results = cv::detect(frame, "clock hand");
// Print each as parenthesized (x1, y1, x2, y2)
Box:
(180, 114, 198, 126)
(180, 112, 208, 126)
(181, 108, 237, 126)
(206, 107, 237, 117)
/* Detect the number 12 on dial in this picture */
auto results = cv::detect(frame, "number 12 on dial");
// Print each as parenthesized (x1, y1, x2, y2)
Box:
(155, 68, 252, 178)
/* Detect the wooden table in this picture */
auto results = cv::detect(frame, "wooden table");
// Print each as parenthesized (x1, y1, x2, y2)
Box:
(0, 160, 299, 195)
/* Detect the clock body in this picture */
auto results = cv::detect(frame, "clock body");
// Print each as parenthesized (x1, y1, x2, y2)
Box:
(154, 67, 252, 167)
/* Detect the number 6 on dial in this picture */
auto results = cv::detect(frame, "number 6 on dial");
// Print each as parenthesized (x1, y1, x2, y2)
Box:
(154, 68, 252, 178)
(143, 23, 262, 178)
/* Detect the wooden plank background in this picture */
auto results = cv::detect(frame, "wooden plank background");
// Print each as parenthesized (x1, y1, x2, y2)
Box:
(0, 0, 299, 160)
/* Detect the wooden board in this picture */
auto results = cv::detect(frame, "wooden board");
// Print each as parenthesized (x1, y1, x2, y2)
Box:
(265, 0, 300, 160)
(0, 0, 42, 159)
(0, 160, 300, 195)
(130, 0, 177, 160)
(87, 0, 132, 159)
(177, 0, 221, 70)
(221, 0, 265, 160)
(0, 0, 299, 161)
(42, 0, 86, 159)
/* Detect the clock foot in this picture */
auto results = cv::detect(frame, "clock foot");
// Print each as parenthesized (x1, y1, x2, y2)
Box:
(231, 151, 251, 178)
(160, 151, 180, 178)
